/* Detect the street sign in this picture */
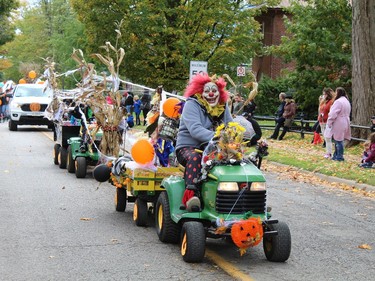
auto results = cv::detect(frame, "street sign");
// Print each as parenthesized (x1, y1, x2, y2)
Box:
(189, 61, 208, 81)
(237, 66, 246, 77)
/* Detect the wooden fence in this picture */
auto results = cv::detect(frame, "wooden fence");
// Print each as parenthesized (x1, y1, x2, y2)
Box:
(254, 114, 371, 142)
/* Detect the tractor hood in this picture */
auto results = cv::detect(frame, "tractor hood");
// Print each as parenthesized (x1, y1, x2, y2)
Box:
(208, 163, 266, 182)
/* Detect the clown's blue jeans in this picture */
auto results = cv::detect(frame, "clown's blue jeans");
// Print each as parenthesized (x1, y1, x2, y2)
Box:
(332, 140, 344, 161)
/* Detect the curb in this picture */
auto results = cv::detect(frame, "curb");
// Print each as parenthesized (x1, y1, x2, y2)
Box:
(267, 161, 375, 193)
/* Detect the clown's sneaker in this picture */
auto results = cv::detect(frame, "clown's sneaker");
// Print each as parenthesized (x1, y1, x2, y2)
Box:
(186, 196, 201, 212)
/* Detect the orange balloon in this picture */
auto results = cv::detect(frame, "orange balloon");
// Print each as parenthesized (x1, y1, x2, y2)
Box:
(162, 97, 181, 118)
(131, 139, 155, 165)
(28, 70, 37, 79)
(19, 79, 26, 84)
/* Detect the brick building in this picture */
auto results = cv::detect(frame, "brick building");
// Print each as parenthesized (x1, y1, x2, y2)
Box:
(252, 0, 296, 80)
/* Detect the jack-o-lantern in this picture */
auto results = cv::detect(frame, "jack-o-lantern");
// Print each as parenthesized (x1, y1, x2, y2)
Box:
(231, 218, 263, 255)
(29, 103, 41, 112)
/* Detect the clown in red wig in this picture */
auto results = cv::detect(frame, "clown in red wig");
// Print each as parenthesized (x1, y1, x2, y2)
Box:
(175, 73, 233, 211)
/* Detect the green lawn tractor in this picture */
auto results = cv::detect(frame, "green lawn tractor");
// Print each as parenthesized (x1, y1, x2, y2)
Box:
(155, 140, 291, 263)
(66, 128, 103, 178)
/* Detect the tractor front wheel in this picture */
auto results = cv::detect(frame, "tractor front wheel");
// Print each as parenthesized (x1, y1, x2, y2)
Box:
(263, 221, 291, 262)
(75, 157, 87, 178)
(180, 221, 206, 263)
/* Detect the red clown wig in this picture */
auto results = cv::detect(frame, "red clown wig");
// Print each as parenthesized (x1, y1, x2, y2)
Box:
(184, 73, 229, 104)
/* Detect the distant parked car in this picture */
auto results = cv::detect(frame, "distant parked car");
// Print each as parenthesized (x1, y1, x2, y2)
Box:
(8, 84, 53, 131)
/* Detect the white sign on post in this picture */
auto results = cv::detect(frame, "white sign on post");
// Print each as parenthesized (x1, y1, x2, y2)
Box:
(237, 66, 246, 77)
(189, 61, 208, 81)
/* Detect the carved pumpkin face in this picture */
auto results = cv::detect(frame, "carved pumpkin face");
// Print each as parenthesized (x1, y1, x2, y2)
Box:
(29, 103, 41, 112)
(231, 218, 263, 250)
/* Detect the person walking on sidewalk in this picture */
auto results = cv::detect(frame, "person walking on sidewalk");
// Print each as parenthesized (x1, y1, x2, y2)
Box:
(269, 92, 286, 139)
(277, 93, 297, 140)
(325, 87, 351, 161)
(318, 88, 335, 158)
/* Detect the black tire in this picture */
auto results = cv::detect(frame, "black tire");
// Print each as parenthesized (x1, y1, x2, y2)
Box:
(263, 221, 291, 262)
(180, 221, 206, 263)
(53, 144, 61, 165)
(9, 120, 17, 131)
(155, 192, 181, 244)
(58, 147, 67, 169)
(67, 146, 75, 173)
(115, 188, 127, 212)
(133, 198, 148, 226)
(75, 156, 87, 178)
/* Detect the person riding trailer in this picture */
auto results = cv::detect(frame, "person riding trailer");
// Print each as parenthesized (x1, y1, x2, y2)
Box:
(175, 73, 233, 211)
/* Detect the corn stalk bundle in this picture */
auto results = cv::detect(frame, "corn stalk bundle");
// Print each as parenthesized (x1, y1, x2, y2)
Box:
(70, 23, 126, 158)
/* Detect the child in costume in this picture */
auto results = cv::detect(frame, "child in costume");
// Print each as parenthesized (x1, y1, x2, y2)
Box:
(175, 73, 233, 211)
(359, 132, 375, 168)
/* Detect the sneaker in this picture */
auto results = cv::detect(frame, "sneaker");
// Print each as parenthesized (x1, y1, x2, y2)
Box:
(324, 153, 331, 159)
(186, 196, 201, 212)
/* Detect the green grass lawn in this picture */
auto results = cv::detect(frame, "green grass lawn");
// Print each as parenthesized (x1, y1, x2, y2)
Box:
(261, 130, 375, 186)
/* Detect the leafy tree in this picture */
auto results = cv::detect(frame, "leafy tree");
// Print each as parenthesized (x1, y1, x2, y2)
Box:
(1, 0, 85, 86)
(0, 0, 18, 17)
(71, 0, 279, 91)
(274, 0, 352, 117)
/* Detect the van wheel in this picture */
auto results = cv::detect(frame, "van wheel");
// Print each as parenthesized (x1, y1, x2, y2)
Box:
(9, 120, 17, 131)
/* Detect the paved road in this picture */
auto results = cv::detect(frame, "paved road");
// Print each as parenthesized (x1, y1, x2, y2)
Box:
(0, 123, 374, 281)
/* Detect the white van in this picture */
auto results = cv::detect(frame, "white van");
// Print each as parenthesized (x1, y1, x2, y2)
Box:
(8, 84, 53, 131)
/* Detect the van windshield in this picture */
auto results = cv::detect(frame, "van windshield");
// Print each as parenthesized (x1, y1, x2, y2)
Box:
(15, 87, 52, 98)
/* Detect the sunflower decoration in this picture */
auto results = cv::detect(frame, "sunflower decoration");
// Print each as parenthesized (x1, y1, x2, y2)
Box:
(213, 122, 246, 161)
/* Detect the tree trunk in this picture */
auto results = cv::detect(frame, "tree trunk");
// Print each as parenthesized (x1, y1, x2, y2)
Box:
(351, 0, 375, 142)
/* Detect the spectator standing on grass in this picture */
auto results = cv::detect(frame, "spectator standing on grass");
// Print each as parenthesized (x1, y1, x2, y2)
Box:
(124, 91, 134, 115)
(269, 92, 286, 139)
(133, 95, 141, 126)
(270, 93, 296, 141)
(370, 116, 375, 133)
(325, 87, 351, 161)
(232, 93, 244, 116)
(0, 87, 11, 122)
(311, 94, 324, 145)
(141, 89, 152, 126)
(359, 132, 375, 168)
(318, 88, 335, 158)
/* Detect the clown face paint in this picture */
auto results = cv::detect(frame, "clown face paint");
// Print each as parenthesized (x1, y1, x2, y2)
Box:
(203, 82, 219, 107)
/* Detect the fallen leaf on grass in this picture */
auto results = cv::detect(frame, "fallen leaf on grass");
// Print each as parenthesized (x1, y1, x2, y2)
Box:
(358, 244, 372, 250)
(80, 217, 93, 221)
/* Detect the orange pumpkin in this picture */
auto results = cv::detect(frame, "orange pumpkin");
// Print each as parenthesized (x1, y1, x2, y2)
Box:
(231, 218, 263, 254)
(29, 103, 41, 112)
